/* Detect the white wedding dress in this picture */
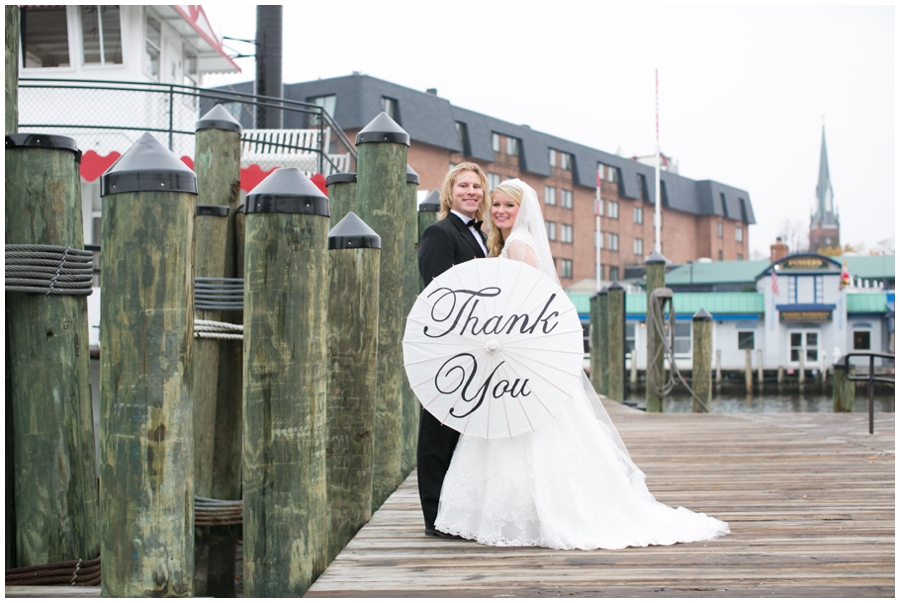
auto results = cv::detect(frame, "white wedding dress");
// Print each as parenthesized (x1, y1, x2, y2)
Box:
(433, 180, 729, 550)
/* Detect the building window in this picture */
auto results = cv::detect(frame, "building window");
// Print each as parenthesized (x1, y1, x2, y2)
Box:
(633, 205, 643, 224)
(633, 238, 643, 255)
(607, 200, 619, 219)
(488, 172, 501, 191)
(547, 222, 557, 241)
(506, 136, 519, 156)
(595, 231, 604, 249)
(544, 186, 556, 206)
(455, 121, 470, 156)
(560, 189, 573, 209)
(609, 266, 619, 281)
(381, 97, 398, 121)
(22, 6, 71, 68)
(549, 149, 557, 167)
(853, 329, 871, 350)
(559, 151, 573, 170)
(720, 192, 729, 218)
(637, 174, 649, 201)
(718, 250, 723, 261)
(735, 225, 744, 242)
(308, 94, 336, 127)
(738, 331, 755, 350)
(561, 224, 573, 243)
(80, 5, 123, 65)
(717, 222, 723, 238)
(608, 233, 619, 251)
(607, 165, 618, 183)
(145, 14, 162, 79)
(492, 132, 501, 152)
(674, 323, 692, 355)
(561, 259, 573, 279)
(183, 46, 198, 87)
(737, 253, 744, 260)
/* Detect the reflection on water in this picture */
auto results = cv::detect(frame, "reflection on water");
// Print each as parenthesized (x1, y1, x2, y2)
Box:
(623, 391, 895, 413)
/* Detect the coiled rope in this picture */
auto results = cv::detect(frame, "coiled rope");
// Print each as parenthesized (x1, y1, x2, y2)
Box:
(5, 244, 94, 296)
(195, 496, 243, 526)
(194, 319, 243, 340)
(646, 288, 709, 412)
(195, 277, 243, 311)
(5, 556, 101, 587)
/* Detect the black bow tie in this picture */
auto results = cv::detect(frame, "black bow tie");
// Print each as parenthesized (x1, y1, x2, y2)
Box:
(466, 219, 484, 230)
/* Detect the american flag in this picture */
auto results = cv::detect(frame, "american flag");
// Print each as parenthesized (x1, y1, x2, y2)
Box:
(771, 272, 780, 296)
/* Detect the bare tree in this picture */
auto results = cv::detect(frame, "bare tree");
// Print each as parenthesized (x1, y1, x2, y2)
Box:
(778, 218, 808, 255)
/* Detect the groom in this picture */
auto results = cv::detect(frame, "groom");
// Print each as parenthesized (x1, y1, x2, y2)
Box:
(416, 162, 490, 537)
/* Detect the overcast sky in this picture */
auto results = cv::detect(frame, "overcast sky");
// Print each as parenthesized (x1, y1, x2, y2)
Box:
(201, 3, 895, 260)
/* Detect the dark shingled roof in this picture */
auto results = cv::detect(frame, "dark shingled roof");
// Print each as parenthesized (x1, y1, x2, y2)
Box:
(215, 73, 755, 224)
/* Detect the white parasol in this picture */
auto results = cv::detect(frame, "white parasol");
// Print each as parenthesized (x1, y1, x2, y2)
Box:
(403, 257, 585, 439)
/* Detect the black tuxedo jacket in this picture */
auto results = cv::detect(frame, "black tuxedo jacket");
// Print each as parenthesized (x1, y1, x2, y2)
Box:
(418, 213, 487, 285)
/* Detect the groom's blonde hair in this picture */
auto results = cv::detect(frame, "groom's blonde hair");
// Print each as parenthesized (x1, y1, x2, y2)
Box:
(438, 162, 490, 221)
(486, 181, 524, 258)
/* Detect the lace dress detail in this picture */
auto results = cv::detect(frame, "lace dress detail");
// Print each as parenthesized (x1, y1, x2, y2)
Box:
(434, 235, 730, 550)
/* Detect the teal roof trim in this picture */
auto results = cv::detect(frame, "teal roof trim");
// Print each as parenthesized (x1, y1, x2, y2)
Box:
(845, 255, 895, 280)
(846, 292, 889, 314)
(664, 260, 768, 285)
(625, 292, 764, 315)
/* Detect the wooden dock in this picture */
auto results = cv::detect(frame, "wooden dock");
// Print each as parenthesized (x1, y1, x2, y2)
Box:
(7, 402, 894, 598)
(306, 401, 894, 598)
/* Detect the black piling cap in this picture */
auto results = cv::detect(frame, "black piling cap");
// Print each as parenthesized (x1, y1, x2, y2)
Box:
(326, 172, 357, 186)
(646, 251, 667, 265)
(195, 104, 242, 134)
(101, 132, 197, 196)
(407, 164, 420, 185)
(196, 205, 230, 217)
(692, 308, 713, 321)
(355, 112, 410, 146)
(244, 167, 329, 216)
(598, 286, 609, 295)
(418, 189, 440, 212)
(607, 281, 624, 291)
(6, 133, 81, 163)
(328, 211, 381, 250)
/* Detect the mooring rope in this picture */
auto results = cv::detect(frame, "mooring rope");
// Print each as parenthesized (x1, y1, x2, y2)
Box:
(195, 277, 244, 311)
(5, 556, 101, 587)
(5, 244, 94, 296)
(194, 318, 243, 340)
(646, 288, 709, 412)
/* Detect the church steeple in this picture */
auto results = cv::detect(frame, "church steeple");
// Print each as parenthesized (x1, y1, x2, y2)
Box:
(813, 126, 837, 227)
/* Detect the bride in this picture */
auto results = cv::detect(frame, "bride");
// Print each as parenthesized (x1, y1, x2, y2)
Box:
(433, 179, 730, 550)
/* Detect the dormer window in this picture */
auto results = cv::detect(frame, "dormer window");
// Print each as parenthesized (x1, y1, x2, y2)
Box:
(21, 6, 71, 68)
(381, 97, 398, 122)
(80, 5, 123, 66)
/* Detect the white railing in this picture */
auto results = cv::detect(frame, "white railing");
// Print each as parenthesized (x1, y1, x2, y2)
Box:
(242, 128, 351, 176)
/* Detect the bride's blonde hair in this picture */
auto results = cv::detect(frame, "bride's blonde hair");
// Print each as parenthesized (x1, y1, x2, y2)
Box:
(486, 181, 524, 257)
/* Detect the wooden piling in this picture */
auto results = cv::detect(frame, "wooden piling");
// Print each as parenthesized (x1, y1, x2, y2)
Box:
(99, 133, 196, 596)
(757, 349, 764, 388)
(745, 349, 753, 393)
(194, 105, 244, 598)
(607, 283, 625, 402)
(799, 352, 805, 386)
(5, 6, 19, 134)
(820, 351, 828, 387)
(191, 104, 243, 597)
(401, 166, 420, 475)
(777, 365, 784, 387)
(597, 288, 609, 395)
(716, 350, 723, 386)
(691, 309, 713, 412)
(242, 168, 330, 597)
(832, 357, 855, 412)
(326, 172, 358, 228)
(417, 189, 440, 251)
(629, 350, 638, 386)
(355, 113, 410, 512)
(6, 134, 99, 568)
(589, 292, 602, 392)
(645, 253, 666, 412)
(326, 212, 380, 566)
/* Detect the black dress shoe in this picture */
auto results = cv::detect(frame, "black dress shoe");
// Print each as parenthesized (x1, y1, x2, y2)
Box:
(424, 528, 463, 539)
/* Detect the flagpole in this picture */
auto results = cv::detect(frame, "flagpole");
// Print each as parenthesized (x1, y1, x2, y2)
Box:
(595, 168, 602, 291)
(654, 68, 662, 254)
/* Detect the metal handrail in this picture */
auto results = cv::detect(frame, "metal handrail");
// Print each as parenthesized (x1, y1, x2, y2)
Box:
(842, 352, 895, 435)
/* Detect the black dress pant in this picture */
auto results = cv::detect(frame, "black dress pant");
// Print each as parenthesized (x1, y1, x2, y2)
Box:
(416, 409, 461, 531)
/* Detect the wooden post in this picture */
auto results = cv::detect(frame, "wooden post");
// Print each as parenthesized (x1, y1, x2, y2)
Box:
(745, 349, 753, 393)
(629, 350, 638, 386)
(691, 309, 713, 412)
(799, 350, 805, 386)
(194, 106, 245, 598)
(6, 134, 99, 568)
(242, 168, 330, 597)
(5, 6, 19, 134)
(326, 172, 357, 228)
(5, 7, 19, 569)
(355, 113, 410, 512)
(401, 166, 420, 475)
(716, 350, 723, 386)
(607, 283, 625, 402)
(832, 357, 855, 412)
(99, 133, 196, 596)
(191, 104, 243, 597)
(417, 190, 440, 291)
(326, 212, 380, 566)
(597, 288, 609, 395)
(757, 349, 764, 389)
(820, 351, 828, 387)
(645, 252, 666, 412)
(589, 292, 602, 392)
(777, 365, 784, 387)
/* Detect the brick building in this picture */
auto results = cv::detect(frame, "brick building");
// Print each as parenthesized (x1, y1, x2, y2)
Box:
(222, 73, 755, 287)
